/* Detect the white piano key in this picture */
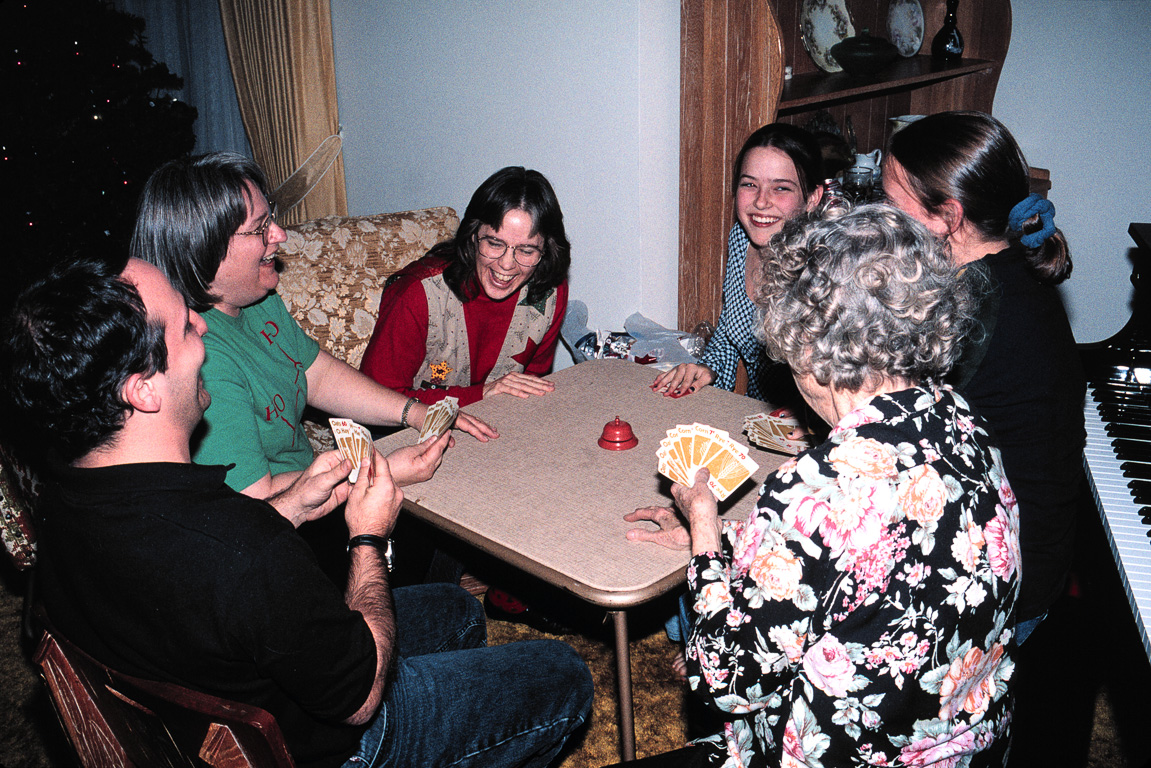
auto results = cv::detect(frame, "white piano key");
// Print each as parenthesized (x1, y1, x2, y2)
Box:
(1084, 386, 1151, 662)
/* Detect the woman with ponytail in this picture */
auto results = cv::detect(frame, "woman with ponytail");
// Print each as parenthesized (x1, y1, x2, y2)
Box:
(883, 111, 1085, 647)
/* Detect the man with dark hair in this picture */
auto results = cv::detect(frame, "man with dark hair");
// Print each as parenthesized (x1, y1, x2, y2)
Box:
(0, 255, 592, 768)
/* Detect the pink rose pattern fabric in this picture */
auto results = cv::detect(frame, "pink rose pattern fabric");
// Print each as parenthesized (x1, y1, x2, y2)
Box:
(686, 386, 1020, 767)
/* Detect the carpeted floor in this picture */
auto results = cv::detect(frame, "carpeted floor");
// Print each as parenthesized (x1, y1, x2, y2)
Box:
(2, 508, 1150, 768)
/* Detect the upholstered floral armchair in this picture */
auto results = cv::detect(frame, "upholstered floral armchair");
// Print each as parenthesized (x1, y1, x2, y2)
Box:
(1, 443, 39, 570)
(278, 206, 460, 451)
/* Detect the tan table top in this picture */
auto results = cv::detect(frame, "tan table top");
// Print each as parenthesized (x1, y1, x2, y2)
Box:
(374, 358, 789, 608)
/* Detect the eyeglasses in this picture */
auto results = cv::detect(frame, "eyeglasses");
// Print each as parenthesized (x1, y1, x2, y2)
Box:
(476, 235, 543, 267)
(234, 203, 279, 246)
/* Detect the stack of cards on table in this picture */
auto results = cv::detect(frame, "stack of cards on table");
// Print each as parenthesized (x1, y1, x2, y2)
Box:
(330, 418, 374, 483)
(744, 410, 810, 455)
(656, 423, 759, 501)
(418, 396, 459, 443)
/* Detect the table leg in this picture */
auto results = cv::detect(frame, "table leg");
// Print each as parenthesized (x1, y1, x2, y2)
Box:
(611, 610, 636, 762)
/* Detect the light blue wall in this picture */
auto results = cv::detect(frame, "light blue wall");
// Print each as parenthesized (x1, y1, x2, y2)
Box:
(330, 0, 681, 368)
(995, 0, 1151, 343)
(330, 0, 1151, 353)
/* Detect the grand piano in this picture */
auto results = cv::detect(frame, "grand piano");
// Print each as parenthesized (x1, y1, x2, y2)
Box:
(1080, 222, 1151, 662)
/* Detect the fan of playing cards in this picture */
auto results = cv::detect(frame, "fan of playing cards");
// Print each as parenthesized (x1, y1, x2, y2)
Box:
(743, 410, 811, 455)
(656, 423, 759, 501)
(330, 418, 374, 483)
(418, 396, 459, 443)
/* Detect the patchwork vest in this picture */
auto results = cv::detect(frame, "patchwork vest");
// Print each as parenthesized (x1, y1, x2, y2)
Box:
(411, 273, 558, 390)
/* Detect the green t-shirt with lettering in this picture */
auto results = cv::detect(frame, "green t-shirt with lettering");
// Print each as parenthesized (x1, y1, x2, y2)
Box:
(194, 293, 320, 491)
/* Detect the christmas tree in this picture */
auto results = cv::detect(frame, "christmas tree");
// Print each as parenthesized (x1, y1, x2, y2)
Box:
(2, 0, 197, 306)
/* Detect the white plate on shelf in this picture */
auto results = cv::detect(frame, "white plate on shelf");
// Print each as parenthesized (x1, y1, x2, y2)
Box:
(887, 0, 925, 57)
(800, 0, 856, 73)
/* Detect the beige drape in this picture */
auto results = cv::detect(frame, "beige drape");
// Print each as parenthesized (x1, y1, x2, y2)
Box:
(217, 0, 347, 224)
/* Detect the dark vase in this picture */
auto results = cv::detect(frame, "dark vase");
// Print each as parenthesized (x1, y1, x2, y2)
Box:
(931, 0, 964, 63)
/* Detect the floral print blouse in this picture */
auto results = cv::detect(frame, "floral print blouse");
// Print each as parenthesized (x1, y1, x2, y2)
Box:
(686, 385, 1020, 767)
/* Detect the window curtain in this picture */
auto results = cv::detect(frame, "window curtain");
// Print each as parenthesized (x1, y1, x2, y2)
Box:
(111, 0, 252, 158)
(217, 0, 347, 224)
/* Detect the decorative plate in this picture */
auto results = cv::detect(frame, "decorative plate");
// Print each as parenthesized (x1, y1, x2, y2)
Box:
(800, 0, 856, 73)
(887, 0, 925, 57)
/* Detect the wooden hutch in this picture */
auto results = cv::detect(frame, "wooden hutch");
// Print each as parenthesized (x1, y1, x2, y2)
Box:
(678, 0, 1013, 332)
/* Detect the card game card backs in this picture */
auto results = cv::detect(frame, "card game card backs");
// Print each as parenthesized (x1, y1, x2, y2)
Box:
(329, 417, 374, 482)
(418, 396, 459, 443)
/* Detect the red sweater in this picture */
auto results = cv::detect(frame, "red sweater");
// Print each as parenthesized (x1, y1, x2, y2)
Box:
(360, 256, 568, 406)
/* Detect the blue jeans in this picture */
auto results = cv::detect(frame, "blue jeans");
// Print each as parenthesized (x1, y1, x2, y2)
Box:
(664, 592, 693, 644)
(344, 584, 593, 768)
(1015, 611, 1047, 645)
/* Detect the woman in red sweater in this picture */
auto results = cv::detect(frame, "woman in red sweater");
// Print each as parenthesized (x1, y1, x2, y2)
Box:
(361, 166, 570, 407)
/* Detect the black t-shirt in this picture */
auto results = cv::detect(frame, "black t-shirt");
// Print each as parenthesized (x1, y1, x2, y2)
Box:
(36, 461, 377, 768)
(952, 245, 1087, 621)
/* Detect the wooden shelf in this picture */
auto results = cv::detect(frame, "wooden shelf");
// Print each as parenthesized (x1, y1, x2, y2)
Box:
(778, 56, 998, 113)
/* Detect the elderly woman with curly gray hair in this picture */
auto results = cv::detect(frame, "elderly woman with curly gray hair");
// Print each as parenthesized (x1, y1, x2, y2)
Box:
(627, 203, 1021, 768)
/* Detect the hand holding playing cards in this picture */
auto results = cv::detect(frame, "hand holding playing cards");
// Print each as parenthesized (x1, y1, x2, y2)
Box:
(415, 396, 497, 444)
(651, 363, 714, 398)
(483, 371, 555, 400)
(671, 467, 723, 556)
(744, 410, 812, 455)
(271, 450, 354, 529)
(386, 429, 452, 486)
(624, 506, 691, 551)
(345, 449, 403, 539)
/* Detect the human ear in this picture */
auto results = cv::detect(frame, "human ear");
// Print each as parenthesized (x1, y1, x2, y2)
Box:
(936, 199, 965, 239)
(805, 184, 825, 212)
(122, 372, 162, 414)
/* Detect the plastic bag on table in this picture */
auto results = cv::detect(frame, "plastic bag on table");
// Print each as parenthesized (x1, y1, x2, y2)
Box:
(624, 312, 704, 367)
(560, 300, 706, 367)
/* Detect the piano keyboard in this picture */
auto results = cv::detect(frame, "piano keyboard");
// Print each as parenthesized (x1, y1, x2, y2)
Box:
(1084, 383, 1151, 662)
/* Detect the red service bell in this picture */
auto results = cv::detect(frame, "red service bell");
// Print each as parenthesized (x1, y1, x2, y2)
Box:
(598, 416, 638, 450)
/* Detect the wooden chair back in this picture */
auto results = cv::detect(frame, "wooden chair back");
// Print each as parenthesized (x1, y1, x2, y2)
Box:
(34, 622, 296, 768)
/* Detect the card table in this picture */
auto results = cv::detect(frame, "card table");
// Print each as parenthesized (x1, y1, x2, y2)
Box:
(374, 358, 790, 761)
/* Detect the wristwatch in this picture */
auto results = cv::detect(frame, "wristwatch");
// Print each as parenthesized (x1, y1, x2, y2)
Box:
(346, 534, 394, 572)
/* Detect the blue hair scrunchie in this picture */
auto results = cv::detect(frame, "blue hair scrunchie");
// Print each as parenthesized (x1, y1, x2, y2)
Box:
(1008, 193, 1056, 249)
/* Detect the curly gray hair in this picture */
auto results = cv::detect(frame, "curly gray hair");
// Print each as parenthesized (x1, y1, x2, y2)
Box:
(756, 202, 979, 392)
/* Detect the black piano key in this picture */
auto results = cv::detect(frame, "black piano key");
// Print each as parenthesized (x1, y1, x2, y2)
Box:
(1100, 405, 1151, 419)
(1093, 389, 1151, 406)
(1116, 453, 1151, 469)
(1100, 395, 1151, 407)
(1091, 376, 1151, 390)
(1108, 423, 1151, 441)
(1113, 441, 1151, 461)
(1102, 411, 1151, 429)
(1123, 465, 1151, 483)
